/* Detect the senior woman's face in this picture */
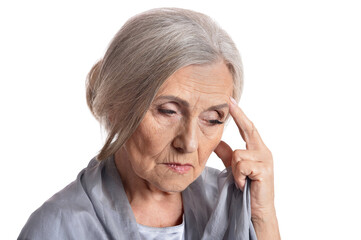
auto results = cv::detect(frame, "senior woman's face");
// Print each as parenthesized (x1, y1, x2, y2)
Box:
(122, 61, 233, 192)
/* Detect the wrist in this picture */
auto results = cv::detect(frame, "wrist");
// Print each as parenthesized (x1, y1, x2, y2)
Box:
(251, 208, 281, 240)
(251, 205, 277, 223)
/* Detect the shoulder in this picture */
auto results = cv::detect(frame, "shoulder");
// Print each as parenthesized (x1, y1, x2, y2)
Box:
(18, 158, 107, 239)
(18, 199, 69, 239)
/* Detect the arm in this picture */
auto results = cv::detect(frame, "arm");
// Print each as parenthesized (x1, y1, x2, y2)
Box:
(214, 96, 281, 239)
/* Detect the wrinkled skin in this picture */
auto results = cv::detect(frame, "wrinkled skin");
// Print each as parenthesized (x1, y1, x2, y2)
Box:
(115, 61, 280, 238)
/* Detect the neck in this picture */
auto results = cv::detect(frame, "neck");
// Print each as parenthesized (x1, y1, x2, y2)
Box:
(114, 147, 184, 227)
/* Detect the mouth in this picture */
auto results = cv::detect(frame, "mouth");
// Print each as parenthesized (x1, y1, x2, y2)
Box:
(162, 163, 193, 174)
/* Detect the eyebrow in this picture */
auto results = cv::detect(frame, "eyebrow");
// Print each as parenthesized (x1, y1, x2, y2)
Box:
(155, 95, 229, 111)
(156, 95, 189, 107)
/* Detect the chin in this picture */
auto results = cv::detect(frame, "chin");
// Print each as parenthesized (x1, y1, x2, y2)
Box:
(156, 178, 192, 193)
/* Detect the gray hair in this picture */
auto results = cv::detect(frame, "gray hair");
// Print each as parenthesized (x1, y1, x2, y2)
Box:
(86, 8, 243, 161)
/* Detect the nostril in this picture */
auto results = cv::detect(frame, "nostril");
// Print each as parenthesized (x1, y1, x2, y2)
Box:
(172, 137, 185, 153)
(174, 146, 184, 153)
(172, 137, 197, 153)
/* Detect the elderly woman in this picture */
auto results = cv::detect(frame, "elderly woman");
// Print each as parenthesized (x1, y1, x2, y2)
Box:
(19, 8, 280, 240)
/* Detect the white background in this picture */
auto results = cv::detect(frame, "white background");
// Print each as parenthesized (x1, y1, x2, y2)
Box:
(1, 0, 360, 239)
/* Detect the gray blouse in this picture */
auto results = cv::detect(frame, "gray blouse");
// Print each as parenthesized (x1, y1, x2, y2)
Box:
(19, 155, 257, 239)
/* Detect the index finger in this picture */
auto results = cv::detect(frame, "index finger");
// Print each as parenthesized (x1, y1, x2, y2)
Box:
(229, 97, 265, 150)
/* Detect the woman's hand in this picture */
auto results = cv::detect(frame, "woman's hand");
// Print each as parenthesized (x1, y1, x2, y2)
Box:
(214, 97, 280, 239)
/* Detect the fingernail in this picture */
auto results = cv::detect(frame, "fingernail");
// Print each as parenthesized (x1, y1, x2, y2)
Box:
(229, 96, 237, 105)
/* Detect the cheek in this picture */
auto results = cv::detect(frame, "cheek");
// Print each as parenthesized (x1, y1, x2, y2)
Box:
(130, 120, 174, 158)
(198, 126, 225, 163)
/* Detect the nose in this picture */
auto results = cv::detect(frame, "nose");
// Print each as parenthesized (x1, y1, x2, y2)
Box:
(172, 120, 198, 153)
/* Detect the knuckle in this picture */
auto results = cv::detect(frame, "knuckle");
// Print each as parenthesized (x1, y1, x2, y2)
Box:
(233, 160, 241, 173)
(232, 149, 243, 161)
(237, 159, 248, 172)
(237, 159, 244, 169)
(261, 148, 273, 161)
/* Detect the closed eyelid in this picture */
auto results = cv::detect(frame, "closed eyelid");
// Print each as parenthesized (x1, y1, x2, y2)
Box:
(157, 104, 182, 116)
(204, 109, 227, 120)
(154, 95, 229, 118)
(160, 102, 178, 108)
(155, 95, 228, 111)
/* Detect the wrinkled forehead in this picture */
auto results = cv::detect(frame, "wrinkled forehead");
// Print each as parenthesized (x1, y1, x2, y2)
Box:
(156, 62, 233, 108)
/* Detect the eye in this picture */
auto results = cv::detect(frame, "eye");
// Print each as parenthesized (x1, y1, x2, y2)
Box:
(202, 111, 224, 126)
(208, 119, 224, 125)
(157, 102, 180, 116)
(158, 108, 177, 115)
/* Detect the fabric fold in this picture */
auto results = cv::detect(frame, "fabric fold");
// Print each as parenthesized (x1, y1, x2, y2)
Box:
(184, 166, 257, 240)
(19, 156, 257, 240)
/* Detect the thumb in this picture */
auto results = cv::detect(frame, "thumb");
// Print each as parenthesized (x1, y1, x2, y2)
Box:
(214, 141, 233, 167)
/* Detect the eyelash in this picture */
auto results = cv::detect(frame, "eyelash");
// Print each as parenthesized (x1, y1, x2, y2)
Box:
(208, 119, 224, 125)
(158, 109, 176, 115)
(158, 109, 224, 125)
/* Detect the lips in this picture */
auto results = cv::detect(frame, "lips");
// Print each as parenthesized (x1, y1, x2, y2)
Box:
(163, 163, 192, 174)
